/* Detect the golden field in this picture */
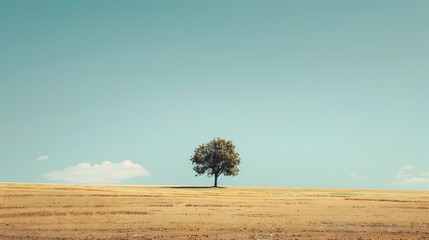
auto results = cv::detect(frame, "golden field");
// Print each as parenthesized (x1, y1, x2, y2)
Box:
(0, 183, 428, 239)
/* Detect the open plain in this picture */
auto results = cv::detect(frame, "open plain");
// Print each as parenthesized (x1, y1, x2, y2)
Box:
(0, 183, 428, 239)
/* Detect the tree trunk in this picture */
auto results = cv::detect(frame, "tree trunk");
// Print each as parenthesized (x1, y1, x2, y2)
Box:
(214, 174, 218, 187)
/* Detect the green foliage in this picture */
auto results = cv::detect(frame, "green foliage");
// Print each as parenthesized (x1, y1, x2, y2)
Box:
(190, 138, 241, 187)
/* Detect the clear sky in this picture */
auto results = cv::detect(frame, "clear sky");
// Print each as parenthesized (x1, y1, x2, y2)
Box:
(1, 0, 428, 190)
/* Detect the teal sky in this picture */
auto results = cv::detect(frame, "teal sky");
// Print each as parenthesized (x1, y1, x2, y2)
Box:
(1, 0, 428, 190)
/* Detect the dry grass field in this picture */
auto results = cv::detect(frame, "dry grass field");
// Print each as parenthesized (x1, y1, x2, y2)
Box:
(0, 183, 428, 239)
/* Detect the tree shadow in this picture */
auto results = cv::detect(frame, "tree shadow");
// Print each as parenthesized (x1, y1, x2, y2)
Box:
(164, 186, 225, 189)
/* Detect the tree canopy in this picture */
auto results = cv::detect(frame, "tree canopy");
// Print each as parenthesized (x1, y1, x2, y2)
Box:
(190, 138, 240, 187)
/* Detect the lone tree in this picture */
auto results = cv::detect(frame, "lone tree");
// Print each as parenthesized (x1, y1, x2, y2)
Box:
(190, 137, 241, 187)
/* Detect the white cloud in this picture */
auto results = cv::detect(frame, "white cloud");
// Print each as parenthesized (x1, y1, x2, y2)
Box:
(36, 155, 49, 161)
(400, 177, 429, 184)
(350, 173, 366, 180)
(399, 165, 416, 171)
(395, 165, 429, 185)
(395, 170, 408, 179)
(43, 160, 150, 184)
